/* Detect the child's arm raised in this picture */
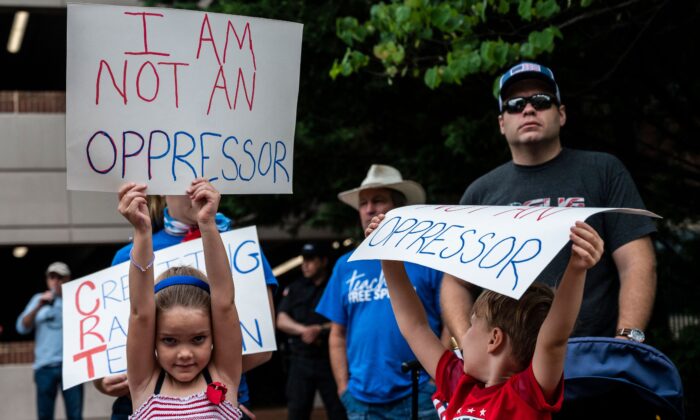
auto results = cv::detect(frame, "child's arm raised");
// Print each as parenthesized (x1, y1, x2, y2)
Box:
(188, 179, 242, 394)
(118, 183, 157, 399)
(533, 221, 603, 399)
(366, 215, 445, 379)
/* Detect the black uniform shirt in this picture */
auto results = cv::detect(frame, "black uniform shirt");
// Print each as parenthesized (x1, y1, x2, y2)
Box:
(278, 277, 331, 358)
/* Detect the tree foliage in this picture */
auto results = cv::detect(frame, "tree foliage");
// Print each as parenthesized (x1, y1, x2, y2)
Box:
(148, 0, 699, 234)
(331, 0, 575, 91)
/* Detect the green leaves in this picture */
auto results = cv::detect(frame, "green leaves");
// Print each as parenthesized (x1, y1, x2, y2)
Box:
(331, 0, 577, 88)
(520, 26, 562, 58)
(330, 49, 370, 79)
(336, 16, 370, 46)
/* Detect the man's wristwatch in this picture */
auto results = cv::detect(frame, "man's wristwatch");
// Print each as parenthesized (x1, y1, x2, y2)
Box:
(616, 328, 645, 343)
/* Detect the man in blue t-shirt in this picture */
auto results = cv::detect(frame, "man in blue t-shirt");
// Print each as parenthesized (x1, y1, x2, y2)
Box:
(316, 164, 443, 419)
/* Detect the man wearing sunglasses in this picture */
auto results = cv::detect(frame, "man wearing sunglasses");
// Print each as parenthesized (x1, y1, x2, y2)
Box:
(16, 262, 84, 419)
(441, 62, 657, 344)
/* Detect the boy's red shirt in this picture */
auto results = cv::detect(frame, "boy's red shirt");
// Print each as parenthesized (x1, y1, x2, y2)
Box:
(432, 350, 563, 420)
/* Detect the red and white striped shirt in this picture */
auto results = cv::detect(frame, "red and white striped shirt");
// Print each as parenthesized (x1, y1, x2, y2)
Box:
(130, 391, 243, 420)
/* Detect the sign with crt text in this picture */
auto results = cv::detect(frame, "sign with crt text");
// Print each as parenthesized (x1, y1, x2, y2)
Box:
(349, 205, 659, 299)
(66, 4, 302, 194)
(61, 227, 275, 389)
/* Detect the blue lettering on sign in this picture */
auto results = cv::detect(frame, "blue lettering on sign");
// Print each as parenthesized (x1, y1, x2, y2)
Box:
(460, 232, 493, 264)
(108, 315, 127, 342)
(200, 132, 221, 183)
(85, 129, 290, 185)
(172, 131, 197, 180)
(106, 344, 126, 374)
(122, 130, 145, 178)
(274, 141, 289, 183)
(101, 276, 129, 309)
(183, 250, 205, 270)
(156, 258, 180, 270)
(367, 215, 543, 290)
(240, 318, 263, 352)
(478, 237, 516, 269)
(408, 222, 447, 253)
(497, 238, 542, 290)
(241, 139, 256, 181)
(86, 131, 117, 175)
(229, 240, 261, 274)
(439, 228, 473, 259)
(257, 141, 272, 176)
(221, 136, 240, 181)
(148, 130, 170, 180)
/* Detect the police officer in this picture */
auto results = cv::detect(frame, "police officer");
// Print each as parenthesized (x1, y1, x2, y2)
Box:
(277, 243, 346, 420)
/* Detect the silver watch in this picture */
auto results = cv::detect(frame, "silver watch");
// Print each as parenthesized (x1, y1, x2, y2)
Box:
(616, 328, 645, 343)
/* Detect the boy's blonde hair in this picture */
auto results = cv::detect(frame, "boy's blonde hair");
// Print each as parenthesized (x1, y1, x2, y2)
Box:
(154, 266, 210, 314)
(472, 282, 554, 370)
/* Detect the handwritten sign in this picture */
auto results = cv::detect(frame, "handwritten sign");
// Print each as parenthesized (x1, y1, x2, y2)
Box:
(66, 4, 303, 194)
(349, 205, 659, 299)
(61, 227, 275, 389)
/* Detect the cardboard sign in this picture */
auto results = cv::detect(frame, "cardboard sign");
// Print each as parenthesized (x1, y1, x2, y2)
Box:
(349, 205, 659, 299)
(66, 4, 303, 194)
(61, 227, 275, 389)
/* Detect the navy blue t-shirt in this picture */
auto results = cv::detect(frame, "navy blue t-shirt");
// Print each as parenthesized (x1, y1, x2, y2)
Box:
(460, 148, 656, 337)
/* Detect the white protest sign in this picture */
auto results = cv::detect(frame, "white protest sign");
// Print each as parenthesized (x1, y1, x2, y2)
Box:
(61, 226, 275, 389)
(349, 205, 660, 299)
(66, 4, 302, 194)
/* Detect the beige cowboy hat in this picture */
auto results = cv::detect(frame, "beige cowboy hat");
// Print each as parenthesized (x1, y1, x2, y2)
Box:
(337, 164, 426, 209)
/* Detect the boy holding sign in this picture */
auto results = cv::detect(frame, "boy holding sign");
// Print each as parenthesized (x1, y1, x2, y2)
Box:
(365, 214, 603, 419)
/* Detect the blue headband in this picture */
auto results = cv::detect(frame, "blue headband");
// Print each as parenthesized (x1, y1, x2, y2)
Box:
(154, 275, 210, 294)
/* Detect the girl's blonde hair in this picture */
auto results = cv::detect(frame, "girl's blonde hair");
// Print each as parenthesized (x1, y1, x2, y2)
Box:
(148, 195, 167, 232)
(154, 266, 210, 314)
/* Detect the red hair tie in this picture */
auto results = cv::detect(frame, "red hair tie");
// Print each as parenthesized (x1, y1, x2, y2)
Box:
(206, 381, 228, 405)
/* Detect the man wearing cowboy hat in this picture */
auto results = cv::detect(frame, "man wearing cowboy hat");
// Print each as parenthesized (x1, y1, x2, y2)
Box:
(316, 164, 442, 419)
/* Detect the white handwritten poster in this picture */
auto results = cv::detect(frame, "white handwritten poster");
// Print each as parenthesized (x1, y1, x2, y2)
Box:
(61, 227, 275, 389)
(350, 205, 659, 299)
(66, 4, 303, 194)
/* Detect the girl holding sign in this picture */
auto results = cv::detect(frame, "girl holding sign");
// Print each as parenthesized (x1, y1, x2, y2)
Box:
(118, 179, 243, 419)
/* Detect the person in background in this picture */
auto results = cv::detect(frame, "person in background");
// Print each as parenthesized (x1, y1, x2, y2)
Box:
(277, 242, 346, 420)
(316, 164, 443, 419)
(441, 62, 657, 343)
(95, 193, 278, 420)
(16, 261, 84, 420)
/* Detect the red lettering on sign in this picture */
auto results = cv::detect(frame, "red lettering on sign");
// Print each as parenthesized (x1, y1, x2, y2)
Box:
(75, 280, 99, 316)
(73, 344, 108, 379)
(207, 66, 231, 115)
(96, 60, 128, 105)
(124, 12, 170, 57)
(196, 14, 221, 65)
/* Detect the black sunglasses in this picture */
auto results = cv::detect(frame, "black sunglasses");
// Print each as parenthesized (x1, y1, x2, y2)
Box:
(503, 93, 558, 114)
